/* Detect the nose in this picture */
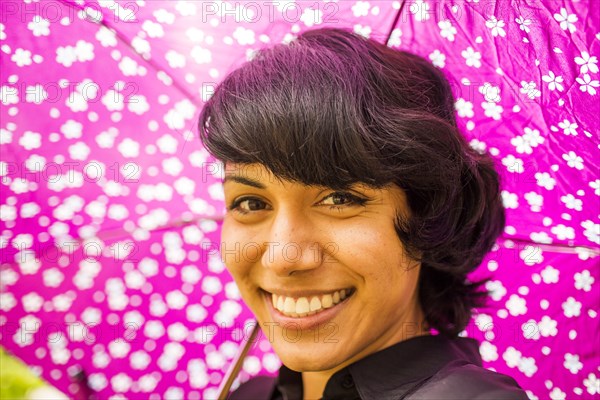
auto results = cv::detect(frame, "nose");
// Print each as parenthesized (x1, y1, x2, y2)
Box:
(261, 209, 324, 276)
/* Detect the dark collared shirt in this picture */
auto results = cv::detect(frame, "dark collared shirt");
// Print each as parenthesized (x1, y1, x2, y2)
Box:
(228, 335, 528, 400)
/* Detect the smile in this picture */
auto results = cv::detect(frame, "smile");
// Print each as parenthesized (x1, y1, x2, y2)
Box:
(266, 288, 355, 318)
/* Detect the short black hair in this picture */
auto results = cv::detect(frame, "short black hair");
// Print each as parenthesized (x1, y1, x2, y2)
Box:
(199, 27, 506, 336)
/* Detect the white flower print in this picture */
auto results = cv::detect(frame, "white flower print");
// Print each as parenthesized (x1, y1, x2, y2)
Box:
(485, 16, 506, 37)
(562, 151, 584, 170)
(501, 190, 519, 209)
(542, 71, 565, 92)
(535, 172, 556, 190)
(429, 49, 445, 68)
(27, 16, 50, 37)
(503, 346, 521, 368)
(584, 373, 600, 395)
(554, 7, 578, 33)
(560, 193, 582, 211)
(515, 16, 532, 33)
(11, 48, 32, 67)
(353, 24, 371, 38)
(455, 98, 474, 118)
(479, 82, 501, 103)
(549, 387, 566, 400)
(18, 131, 41, 150)
(503, 155, 524, 174)
(563, 353, 583, 374)
(510, 127, 544, 154)
(165, 50, 185, 68)
(575, 74, 599, 95)
(479, 341, 498, 362)
(388, 29, 402, 47)
(410, 0, 431, 22)
(575, 247, 593, 260)
(520, 81, 541, 99)
(558, 118, 578, 135)
(541, 266, 559, 284)
(574, 51, 599, 74)
(438, 20, 457, 42)
(538, 315, 558, 337)
(506, 294, 527, 316)
(589, 179, 600, 196)
(523, 127, 544, 146)
(562, 296, 581, 317)
(517, 357, 537, 377)
(581, 220, 600, 245)
(300, 7, 323, 27)
(574, 270, 594, 292)
(462, 46, 481, 68)
(469, 139, 486, 154)
(551, 224, 575, 240)
(524, 192, 543, 212)
(56, 41, 94, 67)
(485, 280, 507, 301)
(142, 20, 164, 38)
(351, 1, 370, 17)
(482, 101, 503, 120)
(511, 136, 533, 154)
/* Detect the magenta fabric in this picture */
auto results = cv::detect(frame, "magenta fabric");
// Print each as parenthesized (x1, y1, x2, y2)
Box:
(1, 1, 598, 399)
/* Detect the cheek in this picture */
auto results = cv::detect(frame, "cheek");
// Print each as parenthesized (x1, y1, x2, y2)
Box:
(329, 222, 403, 266)
(220, 220, 263, 274)
(329, 222, 416, 291)
(220, 221, 245, 269)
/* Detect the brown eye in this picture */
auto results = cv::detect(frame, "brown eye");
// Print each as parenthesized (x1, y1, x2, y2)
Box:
(329, 193, 353, 205)
(320, 192, 369, 209)
(229, 197, 268, 214)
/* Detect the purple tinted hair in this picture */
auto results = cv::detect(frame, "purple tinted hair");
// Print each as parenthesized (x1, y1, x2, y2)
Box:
(199, 27, 506, 336)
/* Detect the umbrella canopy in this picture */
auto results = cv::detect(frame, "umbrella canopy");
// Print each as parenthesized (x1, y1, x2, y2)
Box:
(385, 1, 599, 398)
(1, 0, 598, 399)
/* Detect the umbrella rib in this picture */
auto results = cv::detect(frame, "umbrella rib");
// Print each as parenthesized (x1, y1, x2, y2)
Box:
(56, 0, 199, 102)
(497, 236, 600, 256)
(385, 0, 407, 46)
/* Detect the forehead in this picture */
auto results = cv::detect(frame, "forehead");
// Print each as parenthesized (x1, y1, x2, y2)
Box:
(223, 163, 361, 191)
(224, 163, 274, 180)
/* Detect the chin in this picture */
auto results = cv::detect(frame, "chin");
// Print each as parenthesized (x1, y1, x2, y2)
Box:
(271, 339, 346, 372)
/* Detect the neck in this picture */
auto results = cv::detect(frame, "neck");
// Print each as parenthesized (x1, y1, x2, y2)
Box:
(300, 322, 430, 400)
(302, 372, 330, 400)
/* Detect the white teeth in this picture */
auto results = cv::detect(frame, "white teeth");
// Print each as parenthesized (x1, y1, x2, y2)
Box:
(296, 297, 310, 314)
(332, 291, 340, 303)
(309, 297, 321, 312)
(284, 297, 295, 313)
(321, 294, 333, 308)
(271, 289, 352, 317)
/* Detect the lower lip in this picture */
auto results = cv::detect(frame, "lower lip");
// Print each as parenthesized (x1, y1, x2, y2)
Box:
(261, 289, 354, 331)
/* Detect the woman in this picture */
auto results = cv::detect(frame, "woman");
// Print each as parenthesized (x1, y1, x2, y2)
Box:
(199, 27, 528, 400)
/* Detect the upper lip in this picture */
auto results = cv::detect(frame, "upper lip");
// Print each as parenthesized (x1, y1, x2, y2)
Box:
(261, 287, 354, 298)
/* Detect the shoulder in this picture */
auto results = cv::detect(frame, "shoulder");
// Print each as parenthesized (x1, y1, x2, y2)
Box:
(227, 376, 278, 400)
(406, 360, 529, 400)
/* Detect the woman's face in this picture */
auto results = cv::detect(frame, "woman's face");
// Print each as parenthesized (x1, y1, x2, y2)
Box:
(221, 163, 427, 373)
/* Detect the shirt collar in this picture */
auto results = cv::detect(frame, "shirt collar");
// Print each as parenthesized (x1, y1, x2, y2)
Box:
(274, 335, 483, 400)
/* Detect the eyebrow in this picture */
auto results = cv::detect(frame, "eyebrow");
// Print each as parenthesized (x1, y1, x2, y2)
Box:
(222, 175, 267, 189)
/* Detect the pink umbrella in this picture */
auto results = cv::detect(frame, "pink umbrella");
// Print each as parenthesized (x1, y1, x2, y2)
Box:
(1, 0, 598, 399)
(384, 1, 599, 398)
(1, 1, 401, 398)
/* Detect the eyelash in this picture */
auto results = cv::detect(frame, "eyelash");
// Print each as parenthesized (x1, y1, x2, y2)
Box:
(227, 192, 370, 215)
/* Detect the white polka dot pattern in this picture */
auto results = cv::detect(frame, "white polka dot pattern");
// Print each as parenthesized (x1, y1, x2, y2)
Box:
(1, 1, 598, 399)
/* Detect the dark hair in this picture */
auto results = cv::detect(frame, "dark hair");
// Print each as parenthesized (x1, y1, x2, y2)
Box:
(198, 27, 506, 336)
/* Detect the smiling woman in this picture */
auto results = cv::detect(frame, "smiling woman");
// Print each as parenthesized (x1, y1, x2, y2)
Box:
(198, 27, 528, 400)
